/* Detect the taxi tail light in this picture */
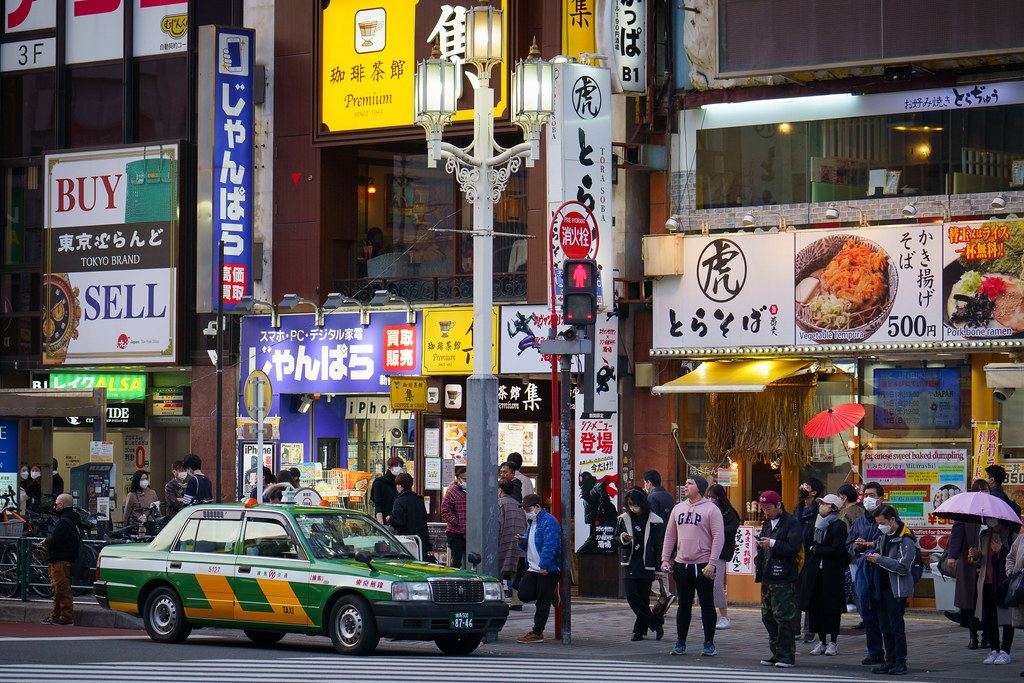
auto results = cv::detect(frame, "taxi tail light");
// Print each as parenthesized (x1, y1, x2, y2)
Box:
(95, 554, 101, 582)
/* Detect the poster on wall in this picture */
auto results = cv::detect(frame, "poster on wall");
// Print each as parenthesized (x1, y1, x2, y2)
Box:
(862, 448, 968, 552)
(425, 457, 442, 489)
(499, 422, 538, 467)
(794, 225, 943, 345)
(241, 442, 275, 496)
(443, 421, 466, 466)
(0, 421, 18, 507)
(574, 411, 618, 554)
(122, 432, 150, 470)
(998, 462, 1024, 512)
(44, 145, 179, 366)
(973, 421, 1000, 481)
(133, 0, 188, 56)
(281, 443, 304, 466)
(499, 304, 567, 374)
(943, 220, 1024, 341)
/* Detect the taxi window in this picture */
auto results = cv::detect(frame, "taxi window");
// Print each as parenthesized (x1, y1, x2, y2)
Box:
(294, 513, 412, 560)
(190, 519, 241, 554)
(174, 518, 200, 552)
(242, 518, 301, 560)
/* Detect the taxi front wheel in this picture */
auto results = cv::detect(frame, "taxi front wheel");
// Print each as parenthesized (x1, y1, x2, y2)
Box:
(143, 587, 192, 644)
(328, 595, 380, 655)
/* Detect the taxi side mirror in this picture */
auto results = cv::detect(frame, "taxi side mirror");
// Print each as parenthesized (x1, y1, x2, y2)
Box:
(355, 550, 375, 571)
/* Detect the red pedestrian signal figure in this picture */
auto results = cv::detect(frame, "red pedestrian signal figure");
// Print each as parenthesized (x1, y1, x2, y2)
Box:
(562, 259, 597, 327)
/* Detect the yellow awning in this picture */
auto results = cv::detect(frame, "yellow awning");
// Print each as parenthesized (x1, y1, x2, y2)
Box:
(651, 359, 815, 394)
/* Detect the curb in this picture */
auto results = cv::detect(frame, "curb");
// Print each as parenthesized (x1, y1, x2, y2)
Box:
(0, 599, 143, 630)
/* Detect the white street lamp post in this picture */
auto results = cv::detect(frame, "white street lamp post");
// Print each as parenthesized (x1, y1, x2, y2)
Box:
(415, 7, 552, 579)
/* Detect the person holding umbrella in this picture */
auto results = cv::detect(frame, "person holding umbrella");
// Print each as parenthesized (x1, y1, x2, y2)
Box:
(946, 479, 990, 650)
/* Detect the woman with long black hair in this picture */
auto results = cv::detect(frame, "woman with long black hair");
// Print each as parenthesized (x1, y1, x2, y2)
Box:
(705, 483, 740, 629)
(615, 487, 666, 641)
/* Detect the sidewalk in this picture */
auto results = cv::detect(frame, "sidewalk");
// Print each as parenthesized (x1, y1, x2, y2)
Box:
(2, 593, 1019, 682)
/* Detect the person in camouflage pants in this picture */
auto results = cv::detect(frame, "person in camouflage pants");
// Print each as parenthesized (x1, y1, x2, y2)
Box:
(754, 491, 804, 668)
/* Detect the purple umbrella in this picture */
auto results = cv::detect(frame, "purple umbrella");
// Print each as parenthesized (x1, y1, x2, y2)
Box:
(933, 491, 1022, 528)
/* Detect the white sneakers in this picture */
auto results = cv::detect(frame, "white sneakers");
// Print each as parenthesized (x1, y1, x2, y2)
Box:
(809, 641, 838, 656)
(810, 642, 826, 656)
(716, 617, 731, 630)
(984, 650, 1011, 665)
(826, 642, 838, 656)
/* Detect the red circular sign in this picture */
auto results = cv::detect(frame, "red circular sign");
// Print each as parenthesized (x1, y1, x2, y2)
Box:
(552, 200, 599, 260)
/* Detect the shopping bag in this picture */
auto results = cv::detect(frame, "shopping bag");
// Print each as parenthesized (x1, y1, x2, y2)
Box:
(651, 574, 676, 620)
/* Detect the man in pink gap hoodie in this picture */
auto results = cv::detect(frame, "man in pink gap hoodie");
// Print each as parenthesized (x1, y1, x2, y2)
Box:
(660, 473, 724, 657)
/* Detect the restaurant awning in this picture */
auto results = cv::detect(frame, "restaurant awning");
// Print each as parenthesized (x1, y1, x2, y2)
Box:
(651, 359, 815, 394)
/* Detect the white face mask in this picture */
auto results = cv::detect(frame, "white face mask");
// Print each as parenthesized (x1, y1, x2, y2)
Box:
(526, 510, 538, 521)
(629, 505, 641, 515)
(391, 467, 404, 476)
(140, 479, 149, 489)
(19, 470, 28, 480)
(459, 480, 467, 490)
(877, 522, 893, 536)
(176, 471, 187, 481)
(863, 496, 879, 511)
(30, 470, 40, 479)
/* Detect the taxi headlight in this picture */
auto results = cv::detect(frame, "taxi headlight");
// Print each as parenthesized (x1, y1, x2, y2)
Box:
(483, 581, 504, 601)
(391, 581, 432, 601)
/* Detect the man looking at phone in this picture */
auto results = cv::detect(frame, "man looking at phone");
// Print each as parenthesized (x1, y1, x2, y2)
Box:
(515, 494, 561, 643)
(754, 490, 803, 668)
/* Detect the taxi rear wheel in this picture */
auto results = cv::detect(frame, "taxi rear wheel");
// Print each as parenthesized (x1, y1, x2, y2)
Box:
(328, 595, 380, 655)
(244, 629, 286, 646)
(434, 634, 482, 655)
(144, 587, 192, 644)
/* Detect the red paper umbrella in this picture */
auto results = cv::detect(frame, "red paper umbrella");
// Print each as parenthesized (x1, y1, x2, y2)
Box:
(803, 403, 866, 438)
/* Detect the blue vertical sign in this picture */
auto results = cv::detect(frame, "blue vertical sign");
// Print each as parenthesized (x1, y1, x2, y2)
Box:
(212, 27, 254, 311)
(0, 421, 18, 507)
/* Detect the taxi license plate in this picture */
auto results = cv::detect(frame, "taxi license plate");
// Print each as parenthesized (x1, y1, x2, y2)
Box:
(449, 611, 474, 629)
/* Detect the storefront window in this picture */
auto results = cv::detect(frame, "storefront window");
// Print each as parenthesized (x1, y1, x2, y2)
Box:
(354, 154, 527, 280)
(134, 57, 187, 142)
(1, 71, 55, 158)
(695, 104, 1024, 209)
(66, 63, 123, 148)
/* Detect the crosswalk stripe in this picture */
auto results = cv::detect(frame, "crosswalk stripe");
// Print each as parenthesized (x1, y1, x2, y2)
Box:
(0, 655, 913, 683)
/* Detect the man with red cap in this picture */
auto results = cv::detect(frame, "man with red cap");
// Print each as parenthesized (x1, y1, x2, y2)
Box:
(754, 490, 804, 668)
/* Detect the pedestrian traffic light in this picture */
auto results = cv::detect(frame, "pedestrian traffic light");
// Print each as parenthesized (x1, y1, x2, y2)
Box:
(562, 258, 597, 326)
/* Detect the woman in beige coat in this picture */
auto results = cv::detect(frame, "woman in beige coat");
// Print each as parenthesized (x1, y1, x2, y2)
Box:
(974, 519, 1015, 665)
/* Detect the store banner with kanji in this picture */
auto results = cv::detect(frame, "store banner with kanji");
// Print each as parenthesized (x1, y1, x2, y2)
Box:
(653, 220, 1024, 352)
(574, 411, 618, 554)
(972, 421, 1000, 481)
(728, 526, 758, 575)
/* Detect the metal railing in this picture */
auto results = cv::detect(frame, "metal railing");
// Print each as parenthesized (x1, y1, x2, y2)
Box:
(0, 536, 106, 601)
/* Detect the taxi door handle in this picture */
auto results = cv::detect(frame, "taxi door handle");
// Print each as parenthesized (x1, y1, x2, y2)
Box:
(238, 566, 252, 573)
(169, 562, 181, 569)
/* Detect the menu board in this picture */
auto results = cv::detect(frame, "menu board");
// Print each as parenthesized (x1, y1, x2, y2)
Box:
(862, 448, 968, 552)
(499, 422, 539, 467)
(728, 526, 758, 575)
(873, 368, 960, 430)
(652, 220, 1024, 351)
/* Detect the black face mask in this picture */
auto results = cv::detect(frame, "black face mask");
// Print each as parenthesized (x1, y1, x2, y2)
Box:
(798, 488, 809, 500)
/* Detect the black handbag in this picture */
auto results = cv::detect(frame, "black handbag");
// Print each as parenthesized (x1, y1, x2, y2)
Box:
(1003, 569, 1024, 607)
(937, 544, 958, 579)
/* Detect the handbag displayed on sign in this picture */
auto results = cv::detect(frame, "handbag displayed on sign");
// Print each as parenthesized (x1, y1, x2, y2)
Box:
(650, 574, 676, 620)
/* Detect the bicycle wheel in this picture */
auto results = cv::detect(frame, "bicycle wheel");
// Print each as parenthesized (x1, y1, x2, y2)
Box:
(29, 547, 52, 598)
(0, 545, 19, 598)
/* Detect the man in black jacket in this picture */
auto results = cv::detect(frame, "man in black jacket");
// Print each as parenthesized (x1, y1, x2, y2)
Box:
(643, 470, 675, 523)
(42, 493, 78, 625)
(754, 490, 803, 668)
(387, 472, 431, 559)
(986, 465, 1022, 518)
(371, 456, 404, 524)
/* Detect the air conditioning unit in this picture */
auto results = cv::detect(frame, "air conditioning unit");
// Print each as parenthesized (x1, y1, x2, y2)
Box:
(642, 234, 685, 277)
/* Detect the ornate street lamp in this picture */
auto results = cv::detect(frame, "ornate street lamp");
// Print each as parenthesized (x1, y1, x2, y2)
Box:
(413, 6, 552, 580)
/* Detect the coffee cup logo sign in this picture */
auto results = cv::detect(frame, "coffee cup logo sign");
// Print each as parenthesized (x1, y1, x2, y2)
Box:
(697, 238, 747, 303)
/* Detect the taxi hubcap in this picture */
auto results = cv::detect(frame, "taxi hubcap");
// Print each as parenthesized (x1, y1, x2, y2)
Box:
(338, 606, 362, 645)
(152, 596, 177, 635)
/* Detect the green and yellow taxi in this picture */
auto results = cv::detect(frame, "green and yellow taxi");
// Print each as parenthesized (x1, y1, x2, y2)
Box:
(93, 504, 508, 655)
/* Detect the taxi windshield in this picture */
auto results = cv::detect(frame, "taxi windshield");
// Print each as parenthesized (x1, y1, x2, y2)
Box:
(294, 513, 413, 560)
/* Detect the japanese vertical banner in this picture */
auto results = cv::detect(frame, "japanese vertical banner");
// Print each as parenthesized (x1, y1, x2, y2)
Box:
(197, 26, 255, 312)
(547, 61, 618, 412)
(972, 421, 1000, 482)
(728, 526, 758, 575)
(574, 412, 619, 553)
